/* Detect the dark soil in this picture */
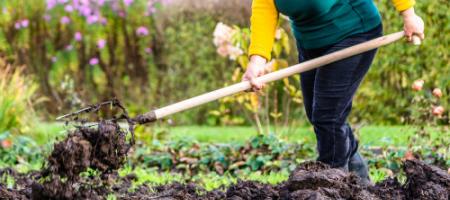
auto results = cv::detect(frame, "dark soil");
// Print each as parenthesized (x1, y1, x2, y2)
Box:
(1, 120, 449, 200)
(43, 121, 130, 179)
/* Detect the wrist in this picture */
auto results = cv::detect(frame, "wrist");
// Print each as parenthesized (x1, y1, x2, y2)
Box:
(250, 55, 267, 66)
(401, 7, 415, 18)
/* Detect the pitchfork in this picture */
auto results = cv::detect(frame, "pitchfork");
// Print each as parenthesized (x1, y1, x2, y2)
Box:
(57, 32, 421, 125)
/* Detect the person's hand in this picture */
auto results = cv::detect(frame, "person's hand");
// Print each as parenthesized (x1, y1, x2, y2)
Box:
(242, 55, 268, 92)
(401, 8, 425, 43)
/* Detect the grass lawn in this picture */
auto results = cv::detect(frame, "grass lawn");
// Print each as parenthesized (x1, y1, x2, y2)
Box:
(34, 123, 423, 147)
(165, 125, 420, 147)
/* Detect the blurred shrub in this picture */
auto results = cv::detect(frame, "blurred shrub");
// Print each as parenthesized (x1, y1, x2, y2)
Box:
(0, 60, 38, 135)
(353, 0, 449, 124)
(146, 11, 236, 124)
(0, 0, 448, 125)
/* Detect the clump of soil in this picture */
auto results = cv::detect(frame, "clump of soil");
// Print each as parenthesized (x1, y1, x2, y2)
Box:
(226, 180, 279, 200)
(43, 121, 130, 179)
(30, 120, 132, 199)
(369, 178, 405, 200)
(403, 159, 450, 200)
(280, 161, 378, 199)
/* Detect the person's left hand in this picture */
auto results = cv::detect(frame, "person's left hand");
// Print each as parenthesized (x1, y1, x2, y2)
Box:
(401, 7, 425, 42)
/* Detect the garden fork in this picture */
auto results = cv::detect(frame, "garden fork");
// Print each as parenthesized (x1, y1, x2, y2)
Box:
(57, 32, 421, 124)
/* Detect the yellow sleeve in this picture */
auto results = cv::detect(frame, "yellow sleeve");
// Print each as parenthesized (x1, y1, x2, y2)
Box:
(249, 0, 279, 61)
(391, 0, 416, 11)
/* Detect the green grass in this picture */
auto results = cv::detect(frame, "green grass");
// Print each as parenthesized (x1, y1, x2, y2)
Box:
(33, 123, 425, 147)
(165, 125, 419, 147)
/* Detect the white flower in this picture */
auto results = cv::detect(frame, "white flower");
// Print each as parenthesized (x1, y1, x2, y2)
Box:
(213, 22, 235, 46)
(227, 45, 243, 60)
(216, 45, 229, 57)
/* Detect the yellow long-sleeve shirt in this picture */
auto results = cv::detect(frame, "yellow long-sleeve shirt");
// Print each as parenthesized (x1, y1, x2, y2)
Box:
(250, 0, 416, 60)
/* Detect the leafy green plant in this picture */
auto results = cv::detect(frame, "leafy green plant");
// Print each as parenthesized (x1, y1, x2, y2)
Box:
(0, 132, 45, 173)
(133, 133, 315, 175)
(0, 63, 38, 135)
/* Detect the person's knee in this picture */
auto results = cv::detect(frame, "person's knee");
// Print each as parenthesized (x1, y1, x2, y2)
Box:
(310, 109, 338, 127)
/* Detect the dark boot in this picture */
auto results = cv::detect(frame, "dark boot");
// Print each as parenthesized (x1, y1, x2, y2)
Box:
(349, 152, 371, 185)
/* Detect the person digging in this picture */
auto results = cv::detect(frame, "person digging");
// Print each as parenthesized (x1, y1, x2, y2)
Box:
(242, 0, 425, 184)
(57, 0, 425, 187)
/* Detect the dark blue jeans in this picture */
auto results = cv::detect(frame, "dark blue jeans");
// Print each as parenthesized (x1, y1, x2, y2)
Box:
(298, 25, 383, 168)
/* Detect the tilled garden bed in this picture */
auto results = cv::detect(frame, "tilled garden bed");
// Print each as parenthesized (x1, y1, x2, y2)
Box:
(1, 121, 449, 200)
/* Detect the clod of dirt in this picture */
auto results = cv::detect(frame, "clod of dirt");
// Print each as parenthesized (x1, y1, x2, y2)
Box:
(403, 159, 450, 200)
(226, 180, 279, 200)
(125, 182, 225, 200)
(31, 121, 132, 199)
(44, 121, 131, 179)
(369, 178, 405, 200)
(282, 161, 379, 200)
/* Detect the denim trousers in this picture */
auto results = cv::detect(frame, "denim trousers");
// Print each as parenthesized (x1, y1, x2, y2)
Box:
(298, 25, 383, 168)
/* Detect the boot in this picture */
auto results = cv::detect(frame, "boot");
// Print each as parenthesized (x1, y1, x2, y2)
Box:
(349, 152, 371, 185)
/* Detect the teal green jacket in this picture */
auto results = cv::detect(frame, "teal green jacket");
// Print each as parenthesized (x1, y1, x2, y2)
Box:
(276, 0, 381, 49)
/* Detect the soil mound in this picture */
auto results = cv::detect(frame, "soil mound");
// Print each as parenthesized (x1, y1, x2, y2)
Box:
(403, 159, 450, 200)
(44, 121, 131, 179)
(281, 161, 378, 200)
(226, 180, 279, 200)
(30, 121, 132, 199)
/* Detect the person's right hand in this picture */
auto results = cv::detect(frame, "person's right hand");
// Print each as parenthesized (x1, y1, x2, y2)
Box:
(242, 55, 268, 92)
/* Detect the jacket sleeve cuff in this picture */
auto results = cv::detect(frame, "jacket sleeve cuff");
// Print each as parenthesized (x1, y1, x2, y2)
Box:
(248, 47, 272, 61)
(394, 0, 415, 12)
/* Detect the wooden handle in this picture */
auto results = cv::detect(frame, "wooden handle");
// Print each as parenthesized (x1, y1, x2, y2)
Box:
(136, 31, 407, 123)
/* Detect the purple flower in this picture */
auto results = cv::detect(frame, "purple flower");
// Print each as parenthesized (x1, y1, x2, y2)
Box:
(74, 32, 83, 41)
(14, 22, 21, 29)
(64, 4, 74, 12)
(136, 26, 149, 36)
(97, 0, 105, 6)
(123, 0, 134, 7)
(86, 15, 99, 24)
(79, 6, 91, 17)
(57, 0, 68, 3)
(20, 19, 29, 28)
(43, 14, 51, 21)
(65, 45, 73, 51)
(89, 57, 99, 65)
(46, 0, 57, 10)
(118, 10, 126, 18)
(60, 16, 71, 24)
(160, 0, 173, 5)
(145, 47, 152, 54)
(51, 56, 58, 63)
(100, 17, 107, 25)
(97, 39, 106, 49)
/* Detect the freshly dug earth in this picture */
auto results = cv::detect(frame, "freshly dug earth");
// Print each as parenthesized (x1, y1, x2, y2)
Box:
(43, 121, 131, 179)
(1, 122, 449, 199)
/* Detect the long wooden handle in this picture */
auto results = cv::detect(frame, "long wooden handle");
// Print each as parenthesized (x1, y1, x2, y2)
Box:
(135, 31, 416, 124)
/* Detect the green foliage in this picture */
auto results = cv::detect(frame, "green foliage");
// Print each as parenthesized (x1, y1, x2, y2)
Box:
(0, 63, 38, 135)
(353, 0, 449, 124)
(149, 12, 234, 124)
(133, 133, 314, 174)
(0, 132, 45, 173)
